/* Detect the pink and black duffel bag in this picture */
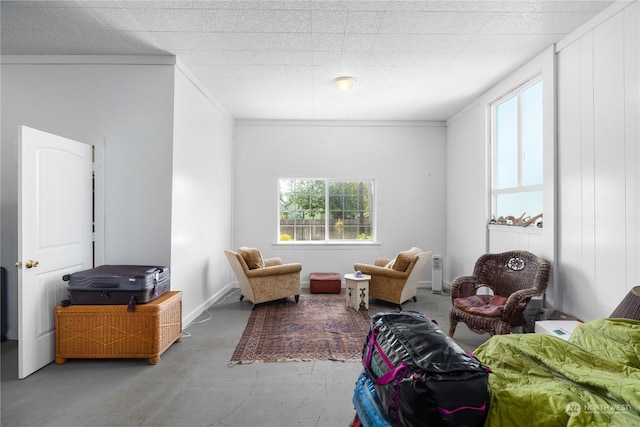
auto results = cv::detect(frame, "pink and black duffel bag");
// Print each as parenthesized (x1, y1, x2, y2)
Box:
(363, 311, 490, 427)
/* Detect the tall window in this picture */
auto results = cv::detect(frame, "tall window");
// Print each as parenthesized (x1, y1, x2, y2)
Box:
(491, 79, 543, 223)
(278, 178, 375, 242)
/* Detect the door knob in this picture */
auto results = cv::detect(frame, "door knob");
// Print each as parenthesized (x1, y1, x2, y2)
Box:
(25, 260, 39, 269)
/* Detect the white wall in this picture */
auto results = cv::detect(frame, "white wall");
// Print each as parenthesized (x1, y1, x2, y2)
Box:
(445, 105, 489, 284)
(556, 1, 639, 320)
(1, 56, 176, 339)
(233, 121, 446, 288)
(171, 63, 235, 324)
(445, 47, 557, 300)
(446, 1, 639, 320)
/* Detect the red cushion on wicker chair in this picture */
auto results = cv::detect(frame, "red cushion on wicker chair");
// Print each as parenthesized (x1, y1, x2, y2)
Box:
(454, 294, 508, 317)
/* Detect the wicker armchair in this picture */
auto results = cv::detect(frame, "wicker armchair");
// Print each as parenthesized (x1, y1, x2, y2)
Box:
(224, 248, 301, 306)
(448, 250, 551, 337)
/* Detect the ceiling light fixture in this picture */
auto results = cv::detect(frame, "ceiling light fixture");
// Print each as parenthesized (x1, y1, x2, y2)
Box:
(334, 76, 355, 91)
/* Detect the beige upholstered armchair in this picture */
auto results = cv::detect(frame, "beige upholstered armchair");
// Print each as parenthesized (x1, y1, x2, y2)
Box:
(448, 250, 551, 337)
(224, 248, 302, 306)
(354, 247, 432, 309)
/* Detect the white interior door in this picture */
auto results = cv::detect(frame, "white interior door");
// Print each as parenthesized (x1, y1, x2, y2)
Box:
(18, 126, 93, 379)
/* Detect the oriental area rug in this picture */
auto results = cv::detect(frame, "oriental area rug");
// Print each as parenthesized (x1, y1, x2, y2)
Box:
(229, 294, 371, 364)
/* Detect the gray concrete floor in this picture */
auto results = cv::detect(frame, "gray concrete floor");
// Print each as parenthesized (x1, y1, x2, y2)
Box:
(1, 288, 489, 427)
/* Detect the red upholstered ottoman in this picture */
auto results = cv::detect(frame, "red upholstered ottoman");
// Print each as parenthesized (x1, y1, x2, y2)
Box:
(310, 272, 342, 294)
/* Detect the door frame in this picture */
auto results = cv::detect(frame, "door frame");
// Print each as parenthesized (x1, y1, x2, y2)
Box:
(93, 138, 105, 266)
(60, 134, 105, 266)
(62, 135, 105, 266)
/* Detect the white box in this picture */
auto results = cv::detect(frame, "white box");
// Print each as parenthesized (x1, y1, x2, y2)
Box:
(534, 320, 581, 341)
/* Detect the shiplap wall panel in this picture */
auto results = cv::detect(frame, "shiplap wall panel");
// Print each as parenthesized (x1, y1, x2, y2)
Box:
(593, 12, 628, 314)
(557, 2, 639, 320)
(557, 37, 589, 317)
(624, 4, 640, 300)
(579, 31, 596, 318)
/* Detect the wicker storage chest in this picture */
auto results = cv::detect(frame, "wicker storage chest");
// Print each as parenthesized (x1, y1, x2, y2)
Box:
(55, 291, 182, 365)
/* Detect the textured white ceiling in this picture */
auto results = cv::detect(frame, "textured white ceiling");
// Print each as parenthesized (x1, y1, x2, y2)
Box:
(1, 1, 614, 121)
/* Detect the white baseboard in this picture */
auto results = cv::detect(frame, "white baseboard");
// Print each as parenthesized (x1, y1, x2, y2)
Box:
(182, 283, 233, 327)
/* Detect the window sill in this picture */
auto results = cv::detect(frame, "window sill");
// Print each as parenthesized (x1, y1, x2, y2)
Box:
(273, 241, 381, 248)
(488, 224, 543, 234)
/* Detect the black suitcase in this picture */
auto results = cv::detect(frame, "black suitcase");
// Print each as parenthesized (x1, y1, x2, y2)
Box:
(63, 265, 170, 308)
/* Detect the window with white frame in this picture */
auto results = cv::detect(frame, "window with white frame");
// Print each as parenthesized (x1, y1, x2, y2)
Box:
(278, 178, 375, 242)
(491, 78, 543, 226)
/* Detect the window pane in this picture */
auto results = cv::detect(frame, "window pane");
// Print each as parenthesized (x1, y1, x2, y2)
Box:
(328, 181, 372, 240)
(280, 179, 374, 241)
(279, 179, 325, 241)
(491, 78, 544, 225)
(521, 81, 543, 186)
(495, 96, 518, 189)
(495, 191, 543, 220)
